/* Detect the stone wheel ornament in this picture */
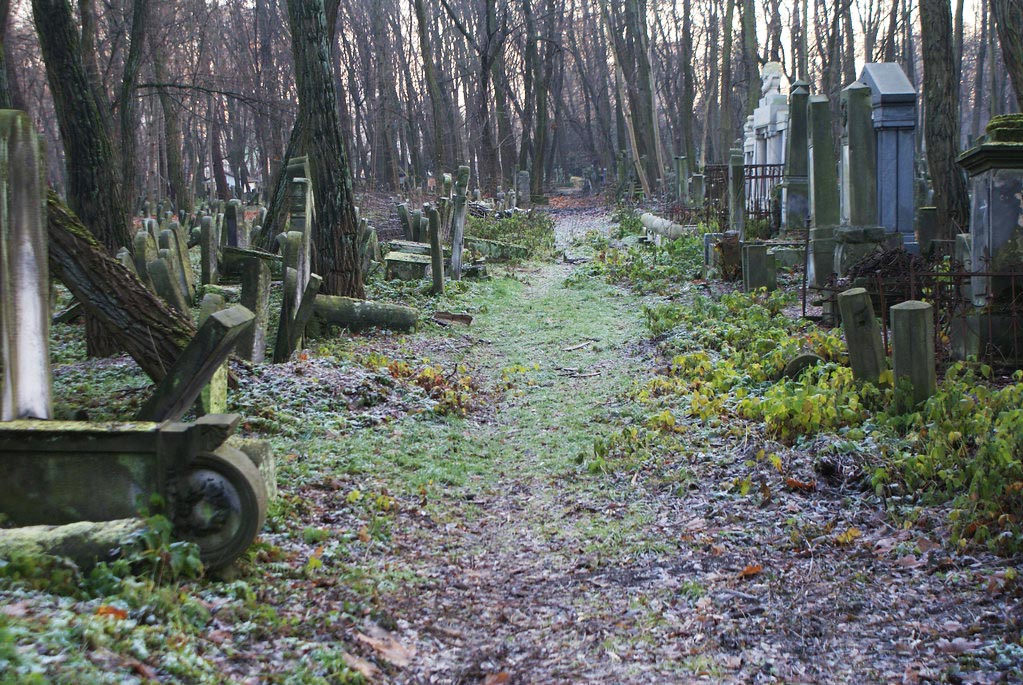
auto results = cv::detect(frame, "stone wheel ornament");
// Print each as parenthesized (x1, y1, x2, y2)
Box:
(176, 446, 268, 569)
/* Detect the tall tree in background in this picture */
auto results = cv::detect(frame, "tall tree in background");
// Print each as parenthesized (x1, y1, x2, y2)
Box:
(32, 0, 133, 357)
(991, 0, 1023, 109)
(919, 0, 971, 238)
(287, 0, 363, 297)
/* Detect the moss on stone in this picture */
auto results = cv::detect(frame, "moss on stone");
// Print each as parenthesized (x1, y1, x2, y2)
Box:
(986, 114, 1023, 143)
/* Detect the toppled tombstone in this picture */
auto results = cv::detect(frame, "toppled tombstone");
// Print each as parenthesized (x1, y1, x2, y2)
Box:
(0, 414, 268, 570)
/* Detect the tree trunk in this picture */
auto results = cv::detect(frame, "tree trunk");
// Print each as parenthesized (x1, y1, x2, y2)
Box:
(118, 0, 149, 214)
(719, 0, 735, 158)
(414, 0, 447, 172)
(991, 0, 1023, 110)
(919, 0, 971, 238)
(287, 0, 363, 297)
(46, 190, 194, 382)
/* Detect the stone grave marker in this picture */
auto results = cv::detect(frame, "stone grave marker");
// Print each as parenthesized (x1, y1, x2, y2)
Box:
(783, 80, 810, 230)
(238, 258, 271, 362)
(891, 300, 936, 410)
(200, 215, 220, 285)
(138, 305, 254, 422)
(838, 287, 886, 384)
(198, 294, 228, 415)
(0, 110, 51, 421)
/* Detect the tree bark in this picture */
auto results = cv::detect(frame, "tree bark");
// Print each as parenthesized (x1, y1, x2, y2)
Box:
(46, 190, 195, 382)
(287, 0, 363, 297)
(119, 0, 149, 214)
(991, 0, 1023, 110)
(919, 0, 971, 238)
(32, 0, 131, 251)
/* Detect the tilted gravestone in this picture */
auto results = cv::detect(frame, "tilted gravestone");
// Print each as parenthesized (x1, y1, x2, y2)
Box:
(132, 228, 157, 290)
(138, 305, 255, 422)
(0, 110, 51, 421)
(838, 288, 886, 384)
(428, 206, 445, 294)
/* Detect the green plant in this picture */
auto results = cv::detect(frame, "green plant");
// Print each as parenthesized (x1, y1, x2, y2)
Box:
(465, 211, 556, 259)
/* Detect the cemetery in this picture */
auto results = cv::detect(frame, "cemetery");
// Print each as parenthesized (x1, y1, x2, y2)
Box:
(1, 0, 1023, 682)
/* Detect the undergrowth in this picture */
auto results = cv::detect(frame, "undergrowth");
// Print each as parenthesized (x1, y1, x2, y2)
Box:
(576, 217, 1023, 555)
(465, 210, 556, 259)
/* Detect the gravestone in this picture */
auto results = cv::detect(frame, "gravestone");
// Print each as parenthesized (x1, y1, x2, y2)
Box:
(702, 232, 724, 278)
(0, 110, 51, 421)
(517, 170, 531, 209)
(891, 300, 936, 409)
(808, 95, 840, 228)
(166, 221, 195, 298)
(838, 288, 886, 384)
(148, 253, 190, 314)
(859, 63, 917, 246)
(840, 81, 877, 226)
(782, 80, 809, 230)
(238, 258, 270, 362)
(747, 63, 789, 167)
(450, 165, 471, 280)
(428, 206, 445, 294)
(224, 200, 246, 248)
(159, 229, 193, 303)
(674, 156, 690, 202)
(198, 294, 228, 415)
(742, 243, 777, 292)
(200, 215, 219, 285)
(728, 149, 745, 236)
(690, 174, 705, 205)
(133, 228, 158, 290)
(138, 305, 255, 422)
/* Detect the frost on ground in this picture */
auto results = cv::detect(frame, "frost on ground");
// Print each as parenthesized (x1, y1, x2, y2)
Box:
(3, 205, 1020, 684)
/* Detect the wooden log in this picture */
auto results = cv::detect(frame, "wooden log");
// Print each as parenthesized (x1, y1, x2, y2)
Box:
(0, 518, 146, 570)
(313, 295, 418, 332)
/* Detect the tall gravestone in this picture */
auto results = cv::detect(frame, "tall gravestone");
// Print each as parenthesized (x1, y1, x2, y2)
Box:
(728, 149, 745, 236)
(808, 95, 840, 228)
(0, 110, 51, 420)
(782, 80, 809, 230)
(859, 63, 918, 248)
(840, 81, 877, 226)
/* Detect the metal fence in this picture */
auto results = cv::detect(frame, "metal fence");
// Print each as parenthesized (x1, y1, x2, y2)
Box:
(663, 163, 784, 232)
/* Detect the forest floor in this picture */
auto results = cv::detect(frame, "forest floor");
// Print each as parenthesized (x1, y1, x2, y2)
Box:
(3, 201, 1022, 684)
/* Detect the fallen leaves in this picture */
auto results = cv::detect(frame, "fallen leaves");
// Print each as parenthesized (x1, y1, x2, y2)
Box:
(784, 477, 817, 492)
(834, 527, 863, 545)
(94, 605, 128, 620)
(738, 563, 763, 579)
(356, 627, 416, 667)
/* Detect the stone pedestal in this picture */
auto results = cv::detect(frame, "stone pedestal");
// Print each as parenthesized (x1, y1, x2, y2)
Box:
(834, 225, 890, 277)
(807, 226, 837, 288)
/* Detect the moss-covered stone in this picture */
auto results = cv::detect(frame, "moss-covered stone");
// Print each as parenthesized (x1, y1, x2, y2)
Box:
(986, 114, 1023, 143)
